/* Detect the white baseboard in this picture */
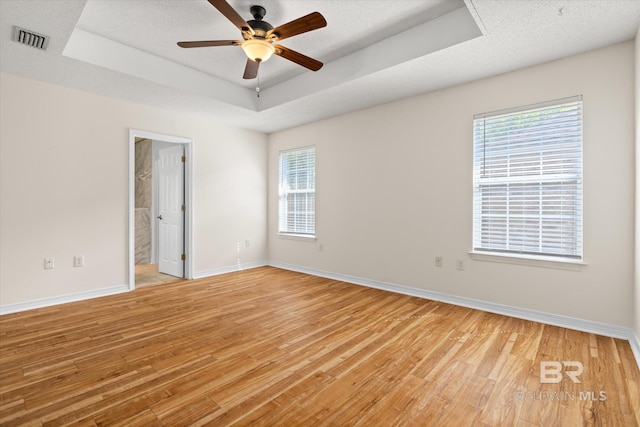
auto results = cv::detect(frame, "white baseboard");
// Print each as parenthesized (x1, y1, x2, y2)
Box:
(630, 332, 640, 370)
(0, 284, 130, 315)
(269, 261, 640, 368)
(4, 262, 638, 371)
(193, 261, 268, 280)
(0, 261, 268, 316)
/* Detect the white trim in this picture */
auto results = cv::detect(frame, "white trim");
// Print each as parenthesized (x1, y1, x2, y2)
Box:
(0, 261, 267, 315)
(630, 332, 640, 370)
(277, 233, 317, 242)
(193, 261, 269, 279)
(469, 251, 587, 271)
(129, 129, 194, 290)
(0, 285, 129, 315)
(2, 261, 637, 370)
(474, 95, 583, 120)
(268, 261, 638, 342)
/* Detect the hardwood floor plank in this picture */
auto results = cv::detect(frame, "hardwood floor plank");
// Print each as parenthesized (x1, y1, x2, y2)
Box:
(102, 409, 161, 427)
(1, 267, 638, 426)
(91, 394, 157, 427)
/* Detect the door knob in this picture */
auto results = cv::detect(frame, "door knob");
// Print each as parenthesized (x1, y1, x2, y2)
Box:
(157, 215, 163, 220)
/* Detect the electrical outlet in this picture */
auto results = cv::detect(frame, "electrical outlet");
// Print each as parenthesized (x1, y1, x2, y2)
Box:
(44, 258, 54, 269)
(74, 256, 84, 267)
(456, 259, 464, 271)
(435, 256, 443, 267)
(245, 239, 250, 248)
(319, 243, 324, 252)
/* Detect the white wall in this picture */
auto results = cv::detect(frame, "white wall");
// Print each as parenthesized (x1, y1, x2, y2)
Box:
(268, 42, 635, 328)
(635, 28, 640, 339)
(1, 41, 636, 330)
(0, 73, 267, 307)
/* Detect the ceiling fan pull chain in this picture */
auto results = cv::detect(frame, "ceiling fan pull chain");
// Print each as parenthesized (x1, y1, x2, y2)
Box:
(256, 74, 261, 98)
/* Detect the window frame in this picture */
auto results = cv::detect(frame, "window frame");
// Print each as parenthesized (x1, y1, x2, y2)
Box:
(471, 96, 584, 265)
(277, 145, 316, 239)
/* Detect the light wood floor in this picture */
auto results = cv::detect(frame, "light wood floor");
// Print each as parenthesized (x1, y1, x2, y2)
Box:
(135, 264, 182, 287)
(1, 267, 638, 426)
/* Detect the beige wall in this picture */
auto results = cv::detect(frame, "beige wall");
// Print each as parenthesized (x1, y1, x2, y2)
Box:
(0, 73, 267, 306)
(269, 42, 635, 327)
(635, 28, 640, 339)
(1, 41, 636, 330)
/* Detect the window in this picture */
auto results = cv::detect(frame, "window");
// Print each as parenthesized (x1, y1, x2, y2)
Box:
(472, 96, 583, 261)
(278, 146, 315, 236)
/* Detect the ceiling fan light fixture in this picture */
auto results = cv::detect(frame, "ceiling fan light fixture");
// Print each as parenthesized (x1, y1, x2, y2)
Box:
(241, 38, 275, 62)
(177, 2, 326, 78)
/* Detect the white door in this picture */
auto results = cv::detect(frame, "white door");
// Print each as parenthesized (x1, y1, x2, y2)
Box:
(158, 144, 184, 277)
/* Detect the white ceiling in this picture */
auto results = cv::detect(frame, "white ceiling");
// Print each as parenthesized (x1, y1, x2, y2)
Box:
(1, 0, 639, 133)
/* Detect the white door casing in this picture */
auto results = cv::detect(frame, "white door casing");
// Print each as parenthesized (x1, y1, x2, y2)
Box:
(128, 128, 192, 290)
(157, 144, 184, 277)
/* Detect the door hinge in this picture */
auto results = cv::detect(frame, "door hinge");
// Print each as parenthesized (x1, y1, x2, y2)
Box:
(181, 204, 186, 212)
(181, 253, 186, 261)
(181, 155, 186, 163)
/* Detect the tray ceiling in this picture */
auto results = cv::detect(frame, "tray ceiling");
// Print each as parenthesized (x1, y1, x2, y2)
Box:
(1, 0, 639, 132)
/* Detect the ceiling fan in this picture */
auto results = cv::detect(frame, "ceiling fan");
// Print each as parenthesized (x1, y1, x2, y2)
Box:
(178, 0, 327, 80)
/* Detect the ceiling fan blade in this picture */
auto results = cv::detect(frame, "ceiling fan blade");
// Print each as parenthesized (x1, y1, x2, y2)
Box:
(268, 12, 327, 41)
(243, 58, 260, 79)
(177, 40, 240, 48)
(274, 45, 323, 71)
(208, 0, 254, 35)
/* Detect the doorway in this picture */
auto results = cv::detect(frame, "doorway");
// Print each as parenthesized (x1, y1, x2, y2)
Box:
(128, 129, 193, 290)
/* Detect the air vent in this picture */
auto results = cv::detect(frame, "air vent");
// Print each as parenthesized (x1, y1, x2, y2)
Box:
(13, 26, 49, 50)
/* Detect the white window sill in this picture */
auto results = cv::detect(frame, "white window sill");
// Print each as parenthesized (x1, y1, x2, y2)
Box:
(469, 251, 587, 271)
(278, 233, 316, 242)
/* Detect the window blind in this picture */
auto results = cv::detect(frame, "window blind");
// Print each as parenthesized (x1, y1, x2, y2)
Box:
(278, 146, 315, 235)
(473, 96, 583, 260)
